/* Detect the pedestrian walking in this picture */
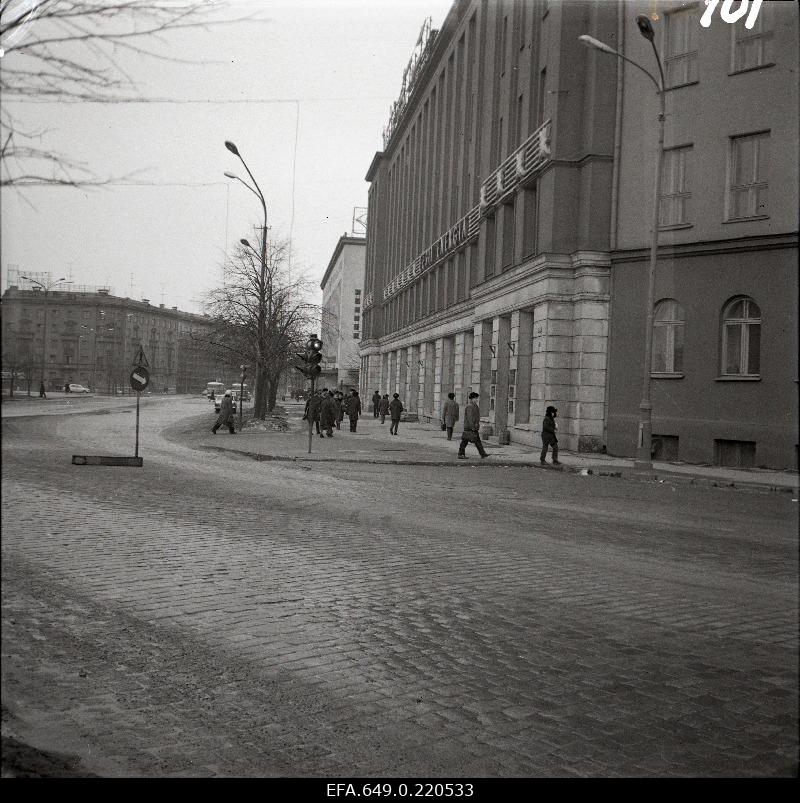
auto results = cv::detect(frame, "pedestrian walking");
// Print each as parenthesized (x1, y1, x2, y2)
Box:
(389, 393, 404, 435)
(39, 382, 47, 399)
(378, 393, 390, 424)
(333, 392, 343, 429)
(347, 389, 362, 432)
(64, 382, 70, 394)
(457, 392, 488, 459)
(372, 390, 381, 418)
(320, 390, 337, 438)
(441, 392, 459, 441)
(304, 390, 324, 436)
(211, 390, 237, 434)
(540, 405, 560, 464)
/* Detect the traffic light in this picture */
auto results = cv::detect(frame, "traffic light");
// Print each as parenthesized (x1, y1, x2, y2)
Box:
(295, 334, 323, 378)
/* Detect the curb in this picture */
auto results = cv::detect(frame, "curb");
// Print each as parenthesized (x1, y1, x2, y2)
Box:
(201, 444, 796, 494)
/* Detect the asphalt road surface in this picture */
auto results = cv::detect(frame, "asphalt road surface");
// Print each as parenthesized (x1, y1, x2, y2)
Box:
(1, 398, 797, 777)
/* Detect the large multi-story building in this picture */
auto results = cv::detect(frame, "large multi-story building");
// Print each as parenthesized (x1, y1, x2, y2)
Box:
(1, 282, 225, 394)
(359, 0, 798, 469)
(320, 234, 366, 391)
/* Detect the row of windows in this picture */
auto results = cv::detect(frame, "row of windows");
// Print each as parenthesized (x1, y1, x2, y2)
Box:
(660, 131, 770, 227)
(666, 3, 775, 86)
(652, 296, 761, 377)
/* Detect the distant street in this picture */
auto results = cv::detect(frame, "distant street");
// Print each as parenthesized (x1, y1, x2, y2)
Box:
(1, 397, 797, 777)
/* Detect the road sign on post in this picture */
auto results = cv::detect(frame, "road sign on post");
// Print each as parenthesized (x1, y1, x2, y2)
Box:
(130, 366, 150, 392)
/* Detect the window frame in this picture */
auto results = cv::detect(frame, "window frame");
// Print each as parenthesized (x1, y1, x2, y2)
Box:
(659, 145, 693, 230)
(651, 298, 686, 377)
(726, 131, 770, 221)
(664, 5, 700, 89)
(730, 2, 774, 74)
(719, 296, 761, 379)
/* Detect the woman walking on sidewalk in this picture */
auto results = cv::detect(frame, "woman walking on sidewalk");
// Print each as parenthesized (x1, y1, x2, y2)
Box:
(441, 392, 459, 441)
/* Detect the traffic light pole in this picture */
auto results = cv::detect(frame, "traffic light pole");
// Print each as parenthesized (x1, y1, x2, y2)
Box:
(307, 376, 315, 454)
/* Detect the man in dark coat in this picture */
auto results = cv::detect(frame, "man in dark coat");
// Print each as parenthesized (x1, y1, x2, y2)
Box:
(333, 392, 344, 429)
(320, 390, 337, 438)
(388, 393, 404, 435)
(441, 392, 459, 441)
(212, 390, 236, 434)
(457, 391, 488, 459)
(348, 390, 362, 432)
(378, 393, 390, 424)
(372, 390, 381, 418)
(540, 405, 560, 464)
(304, 391, 323, 435)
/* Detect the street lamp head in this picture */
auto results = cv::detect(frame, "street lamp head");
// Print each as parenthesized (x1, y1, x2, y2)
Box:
(224, 140, 240, 156)
(240, 238, 251, 248)
(578, 34, 618, 55)
(223, 171, 238, 180)
(636, 14, 655, 41)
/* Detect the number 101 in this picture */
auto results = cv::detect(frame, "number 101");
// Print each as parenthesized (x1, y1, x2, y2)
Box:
(701, 0, 763, 29)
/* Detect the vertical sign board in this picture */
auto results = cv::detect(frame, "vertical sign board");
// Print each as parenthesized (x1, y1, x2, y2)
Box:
(130, 365, 150, 458)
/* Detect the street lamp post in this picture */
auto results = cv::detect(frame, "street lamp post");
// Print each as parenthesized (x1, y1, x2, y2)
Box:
(20, 275, 71, 391)
(224, 140, 269, 420)
(579, 15, 665, 470)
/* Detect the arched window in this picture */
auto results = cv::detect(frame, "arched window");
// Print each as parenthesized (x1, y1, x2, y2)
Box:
(722, 297, 761, 376)
(652, 299, 685, 375)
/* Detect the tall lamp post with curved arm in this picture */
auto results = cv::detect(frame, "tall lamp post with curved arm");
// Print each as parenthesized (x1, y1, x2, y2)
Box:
(224, 140, 269, 420)
(579, 15, 665, 470)
(20, 275, 72, 390)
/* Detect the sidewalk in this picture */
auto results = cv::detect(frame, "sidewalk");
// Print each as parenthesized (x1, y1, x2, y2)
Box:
(206, 403, 799, 494)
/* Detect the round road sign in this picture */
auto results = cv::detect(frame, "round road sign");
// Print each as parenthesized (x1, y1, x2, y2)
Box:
(130, 366, 150, 392)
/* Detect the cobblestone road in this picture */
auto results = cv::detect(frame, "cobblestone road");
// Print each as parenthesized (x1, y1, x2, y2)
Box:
(1, 399, 797, 777)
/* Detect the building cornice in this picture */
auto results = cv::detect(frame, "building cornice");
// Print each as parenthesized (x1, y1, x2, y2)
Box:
(611, 232, 799, 263)
(320, 235, 366, 291)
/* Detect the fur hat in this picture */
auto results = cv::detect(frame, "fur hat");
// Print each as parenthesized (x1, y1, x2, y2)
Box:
(468, 392, 479, 399)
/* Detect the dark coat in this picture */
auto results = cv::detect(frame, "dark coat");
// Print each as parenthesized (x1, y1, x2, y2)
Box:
(462, 400, 480, 432)
(305, 395, 322, 421)
(389, 398, 404, 420)
(216, 395, 234, 426)
(442, 399, 459, 427)
(541, 414, 558, 444)
(371, 392, 381, 411)
(378, 397, 390, 414)
(320, 396, 337, 428)
(348, 395, 362, 419)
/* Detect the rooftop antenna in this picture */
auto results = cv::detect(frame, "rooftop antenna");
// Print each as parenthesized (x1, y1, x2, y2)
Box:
(352, 207, 367, 235)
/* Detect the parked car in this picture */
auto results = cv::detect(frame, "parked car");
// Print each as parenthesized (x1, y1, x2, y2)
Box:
(68, 383, 91, 393)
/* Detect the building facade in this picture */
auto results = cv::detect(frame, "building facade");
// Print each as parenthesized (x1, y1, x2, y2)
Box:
(361, 0, 618, 452)
(360, 0, 798, 469)
(1, 284, 223, 394)
(606, 1, 798, 469)
(320, 234, 366, 391)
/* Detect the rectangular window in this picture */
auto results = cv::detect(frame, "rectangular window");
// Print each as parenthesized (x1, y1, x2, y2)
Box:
(665, 8, 698, 87)
(732, 3, 773, 72)
(660, 146, 692, 227)
(729, 132, 769, 219)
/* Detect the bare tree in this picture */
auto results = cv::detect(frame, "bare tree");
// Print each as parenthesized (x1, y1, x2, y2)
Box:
(199, 237, 318, 419)
(0, 1, 245, 186)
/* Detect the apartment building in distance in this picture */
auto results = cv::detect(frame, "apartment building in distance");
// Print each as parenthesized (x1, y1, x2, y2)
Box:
(1, 280, 224, 394)
(320, 234, 366, 391)
(359, 0, 798, 469)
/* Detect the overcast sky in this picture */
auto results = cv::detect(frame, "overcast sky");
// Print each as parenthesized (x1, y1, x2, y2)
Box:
(1, 0, 454, 313)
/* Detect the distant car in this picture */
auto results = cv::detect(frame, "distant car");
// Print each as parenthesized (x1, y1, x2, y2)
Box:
(68, 383, 91, 394)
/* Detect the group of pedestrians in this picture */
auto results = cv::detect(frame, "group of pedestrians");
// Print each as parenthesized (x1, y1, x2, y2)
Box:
(304, 388, 362, 436)
(370, 390, 404, 434)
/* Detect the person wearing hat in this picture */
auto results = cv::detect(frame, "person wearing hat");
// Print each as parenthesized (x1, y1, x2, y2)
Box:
(347, 389, 362, 432)
(457, 391, 489, 459)
(540, 405, 560, 464)
(388, 393, 404, 435)
(372, 390, 381, 418)
(320, 390, 337, 438)
(212, 390, 237, 434)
